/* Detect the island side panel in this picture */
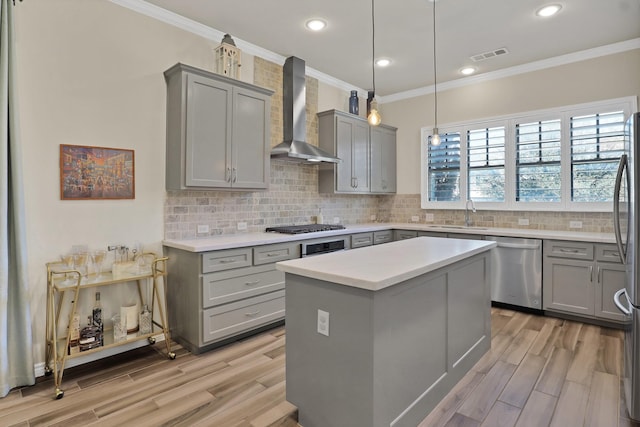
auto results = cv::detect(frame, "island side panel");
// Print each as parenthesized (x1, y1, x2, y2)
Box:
(285, 274, 375, 427)
(371, 271, 448, 427)
(448, 253, 492, 372)
(370, 252, 491, 427)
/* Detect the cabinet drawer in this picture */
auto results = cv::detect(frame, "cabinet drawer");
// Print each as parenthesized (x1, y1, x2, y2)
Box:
(543, 241, 594, 261)
(202, 290, 285, 344)
(253, 242, 300, 265)
(202, 265, 284, 308)
(202, 248, 252, 273)
(373, 230, 393, 245)
(351, 232, 374, 248)
(394, 230, 418, 240)
(596, 244, 624, 263)
(418, 231, 447, 238)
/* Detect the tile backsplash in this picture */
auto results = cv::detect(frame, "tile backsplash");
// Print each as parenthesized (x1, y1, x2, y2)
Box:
(165, 178, 613, 239)
(164, 164, 384, 239)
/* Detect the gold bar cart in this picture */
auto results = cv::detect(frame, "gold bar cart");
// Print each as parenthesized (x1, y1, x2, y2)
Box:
(44, 255, 175, 399)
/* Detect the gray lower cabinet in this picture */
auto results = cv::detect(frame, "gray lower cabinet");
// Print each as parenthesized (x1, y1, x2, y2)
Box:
(351, 232, 373, 248)
(543, 240, 625, 322)
(165, 242, 298, 353)
(394, 230, 418, 240)
(164, 63, 273, 190)
(373, 230, 393, 245)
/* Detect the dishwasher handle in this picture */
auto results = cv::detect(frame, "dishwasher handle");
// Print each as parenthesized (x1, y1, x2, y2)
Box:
(493, 241, 540, 250)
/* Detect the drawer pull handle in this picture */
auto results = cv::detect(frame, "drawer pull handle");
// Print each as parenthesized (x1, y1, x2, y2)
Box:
(559, 248, 580, 253)
(245, 280, 261, 286)
(612, 252, 620, 257)
(266, 253, 279, 257)
(245, 310, 261, 317)
(219, 259, 236, 264)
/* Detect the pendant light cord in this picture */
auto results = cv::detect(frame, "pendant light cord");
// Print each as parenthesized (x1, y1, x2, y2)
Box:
(432, 0, 438, 129)
(371, 0, 376, 95)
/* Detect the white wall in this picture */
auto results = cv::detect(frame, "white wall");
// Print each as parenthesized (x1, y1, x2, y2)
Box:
(381, 49, 640, 194)
(13, 0, 351, 366)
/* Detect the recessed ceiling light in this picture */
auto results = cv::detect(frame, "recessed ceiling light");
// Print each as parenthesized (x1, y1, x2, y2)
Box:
(460, 66, 476, 76)
(376, 58, 391, 67)
(305, 18, 327, 31)
(536, 4, 562, 17)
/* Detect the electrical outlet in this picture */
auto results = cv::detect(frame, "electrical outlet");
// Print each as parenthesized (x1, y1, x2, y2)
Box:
(317, 309, 329, 336)
(411, 216, 420, 222)
(425, 213, 434, 222)
(569, 220, 583, 229)
(333, 217, 340, 224)
(197, 224, 210, 234)
(237, 222, 247, 230)
(518, 218, 530, 226)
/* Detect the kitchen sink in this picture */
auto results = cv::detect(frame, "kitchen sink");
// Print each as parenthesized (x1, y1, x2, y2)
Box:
(426, 225, 488, 231)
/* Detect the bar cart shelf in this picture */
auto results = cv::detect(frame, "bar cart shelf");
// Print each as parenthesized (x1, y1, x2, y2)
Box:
(45, 255, 174, 400)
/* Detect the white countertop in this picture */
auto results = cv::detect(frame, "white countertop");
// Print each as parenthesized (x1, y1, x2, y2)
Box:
(275, 236, 497, 291)
(162, 223, 616, 252)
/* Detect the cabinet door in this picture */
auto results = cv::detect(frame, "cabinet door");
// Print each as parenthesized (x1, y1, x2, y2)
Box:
(232, 87, 270, 189)
(185, 74, 232, 187)
(543, 258, 594, 316)
(352, 120, 370, 192)
(595, 261, 627, 322)
(370, 125, 396, 193)
(335, 115, 369, 192)
(335, 116, 356, 192)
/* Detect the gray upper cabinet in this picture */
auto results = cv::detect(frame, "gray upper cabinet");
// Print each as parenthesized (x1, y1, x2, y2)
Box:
(164, 63, 273, 190)
(318, 110, 396, 194)
(370, 124, 397, 193)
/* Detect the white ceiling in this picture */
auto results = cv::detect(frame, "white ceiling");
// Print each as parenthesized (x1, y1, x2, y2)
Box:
(140, 0, 640, 97)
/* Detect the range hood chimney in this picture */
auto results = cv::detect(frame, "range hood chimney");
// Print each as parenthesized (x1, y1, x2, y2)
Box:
(271, 56, 340, 164)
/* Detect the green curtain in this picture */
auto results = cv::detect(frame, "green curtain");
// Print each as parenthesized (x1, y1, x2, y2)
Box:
(0, 0, 34, 398)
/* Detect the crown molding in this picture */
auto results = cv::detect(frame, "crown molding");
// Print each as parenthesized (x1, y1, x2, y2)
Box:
(381, 38, 640, 104)
(111, 1, 638, 105)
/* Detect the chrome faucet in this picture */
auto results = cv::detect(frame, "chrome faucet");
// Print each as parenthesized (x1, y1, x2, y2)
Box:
(464, 199, 476, 227)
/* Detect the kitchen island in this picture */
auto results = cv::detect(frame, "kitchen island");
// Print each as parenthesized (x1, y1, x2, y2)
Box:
(277, 236, 496, 427)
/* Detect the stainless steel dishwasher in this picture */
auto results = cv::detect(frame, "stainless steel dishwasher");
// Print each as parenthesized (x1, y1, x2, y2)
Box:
(485, 236, 542, 310)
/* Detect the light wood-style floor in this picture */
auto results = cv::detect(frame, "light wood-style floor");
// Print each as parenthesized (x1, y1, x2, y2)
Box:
(1, 308, 639, 427)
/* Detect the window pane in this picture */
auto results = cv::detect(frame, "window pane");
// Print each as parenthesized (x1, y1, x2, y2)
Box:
(516, 165, 561, 202)
(468, 126, 505, 202)
(570, 111, 625, 202)
(428, 132, 461, 201)
(516, 119, 561, 202)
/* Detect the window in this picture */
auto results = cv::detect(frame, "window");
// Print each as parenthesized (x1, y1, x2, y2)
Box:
(570, 111, 625, 202)
(421, 96, 636, 211)
(427, 132, 461, 201)
(468, 126, 505, 202)
(515, 119, 561, 202)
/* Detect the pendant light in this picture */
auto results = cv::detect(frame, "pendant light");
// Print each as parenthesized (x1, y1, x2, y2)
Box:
(430, 0, 441, 146)
(367, 0, 382, 126)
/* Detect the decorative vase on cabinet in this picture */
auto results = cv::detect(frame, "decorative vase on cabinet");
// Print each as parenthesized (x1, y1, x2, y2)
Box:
(164, 63, 273, 190)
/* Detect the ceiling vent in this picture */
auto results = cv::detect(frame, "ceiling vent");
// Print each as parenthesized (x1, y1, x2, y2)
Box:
(470, 47, 509, 62)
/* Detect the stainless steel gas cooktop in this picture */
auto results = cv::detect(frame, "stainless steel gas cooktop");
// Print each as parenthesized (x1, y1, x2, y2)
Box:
(265, 224, 345, 234)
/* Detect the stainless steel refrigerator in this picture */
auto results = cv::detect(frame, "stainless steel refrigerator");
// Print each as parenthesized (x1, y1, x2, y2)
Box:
(613, 111, 640, 421)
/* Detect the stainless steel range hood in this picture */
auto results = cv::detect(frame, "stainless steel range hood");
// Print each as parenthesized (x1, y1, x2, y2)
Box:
(271, 56, 340, 164)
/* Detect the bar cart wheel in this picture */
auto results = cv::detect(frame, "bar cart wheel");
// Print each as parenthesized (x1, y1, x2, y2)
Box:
(148, 337, 156, 345)
(55, 389, 64, 399)
(44, 366, 52, 376)
(169, 352, 176, 360)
